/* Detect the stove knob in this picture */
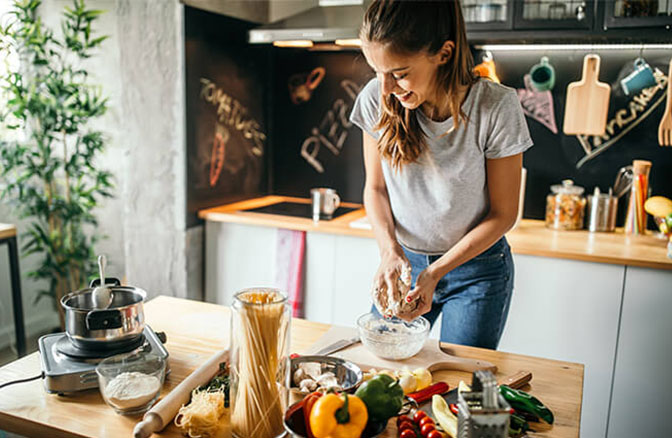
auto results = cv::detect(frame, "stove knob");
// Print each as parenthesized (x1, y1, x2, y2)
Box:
(156, 332, 167, 344)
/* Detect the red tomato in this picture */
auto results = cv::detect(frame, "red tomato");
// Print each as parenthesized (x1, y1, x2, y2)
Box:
(420, 423, 436, 437)
(413, 410, 427, 423)
(427, 430, 443, 438)
(397, 415, 412, 426)
(419, 416, 435, 427)
(400, 429, 417, 438)
(398, 421, 414, 432)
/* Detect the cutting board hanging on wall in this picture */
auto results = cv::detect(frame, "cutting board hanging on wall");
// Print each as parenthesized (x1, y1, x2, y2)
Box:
(563, 54, 611, 136)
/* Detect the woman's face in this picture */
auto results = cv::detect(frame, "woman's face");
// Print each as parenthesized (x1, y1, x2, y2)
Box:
(363, 41, 445, 112)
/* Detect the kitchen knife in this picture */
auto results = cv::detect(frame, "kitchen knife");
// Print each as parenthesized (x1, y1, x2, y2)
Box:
(314, 336, 361, 356)
(443, 370, 532, 404)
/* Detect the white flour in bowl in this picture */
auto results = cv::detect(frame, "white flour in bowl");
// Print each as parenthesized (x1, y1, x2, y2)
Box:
(104, 371, 161, 410)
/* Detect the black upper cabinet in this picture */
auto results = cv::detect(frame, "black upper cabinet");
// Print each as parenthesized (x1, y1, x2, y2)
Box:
(462, 0, 514, 31)
(513, 0, 594, 30)
(464, 0, 671, 41)
(602, 0, 672, 29)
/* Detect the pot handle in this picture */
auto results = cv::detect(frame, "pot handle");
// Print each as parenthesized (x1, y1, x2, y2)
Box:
(86, 309, 123, 330)
(89, 277, 121, 288)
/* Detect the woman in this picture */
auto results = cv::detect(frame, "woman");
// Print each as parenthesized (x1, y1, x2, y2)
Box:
(349, 0, 533, 349)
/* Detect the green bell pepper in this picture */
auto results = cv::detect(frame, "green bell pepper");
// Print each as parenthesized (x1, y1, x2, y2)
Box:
(354, 374, 404, 422)
(499, 385, 554, 424)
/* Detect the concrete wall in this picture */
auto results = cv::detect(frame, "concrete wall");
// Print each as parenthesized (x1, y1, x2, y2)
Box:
(0, 0, 194, 351)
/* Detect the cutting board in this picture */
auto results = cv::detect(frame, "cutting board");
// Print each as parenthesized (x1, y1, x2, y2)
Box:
(563, 54, 610, 136)
(306, 325, 496, 373)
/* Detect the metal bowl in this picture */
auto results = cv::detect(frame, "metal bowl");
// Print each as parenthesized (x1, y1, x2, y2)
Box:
(283, 399, 387, 438)
(290, 355, 362, 397)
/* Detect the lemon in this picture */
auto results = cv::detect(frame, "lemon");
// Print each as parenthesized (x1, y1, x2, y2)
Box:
(412, 368, 432, 390)
(645, 196, 672, 218)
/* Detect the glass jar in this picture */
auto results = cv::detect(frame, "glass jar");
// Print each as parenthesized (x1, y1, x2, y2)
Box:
(545, 179, 587, 230)
(624, 160, 652, 235)
(230, 288, 290, 438)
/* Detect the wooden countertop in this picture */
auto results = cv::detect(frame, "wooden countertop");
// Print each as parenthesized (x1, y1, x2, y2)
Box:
(0, 296, 583, 438)
(199, 196, 672, 270)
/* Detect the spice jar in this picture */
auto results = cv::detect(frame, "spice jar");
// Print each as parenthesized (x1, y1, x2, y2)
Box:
(545, 179, 587, 230)
(230, 288, 290, 438)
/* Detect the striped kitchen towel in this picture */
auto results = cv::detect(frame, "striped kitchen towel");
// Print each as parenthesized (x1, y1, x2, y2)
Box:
(274, 228, 306, 317)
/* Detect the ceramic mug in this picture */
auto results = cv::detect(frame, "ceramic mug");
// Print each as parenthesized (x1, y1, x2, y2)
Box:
(529, 56, 556, 92)
(620, 57, 657, 96)
(311, 188, 340, 222)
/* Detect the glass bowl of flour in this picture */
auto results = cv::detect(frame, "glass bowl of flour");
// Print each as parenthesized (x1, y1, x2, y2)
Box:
(357, 313, 429, 360)
(96, 352, 166, 415)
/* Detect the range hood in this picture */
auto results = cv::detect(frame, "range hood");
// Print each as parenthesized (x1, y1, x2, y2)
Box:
(248, 0, 369, 44)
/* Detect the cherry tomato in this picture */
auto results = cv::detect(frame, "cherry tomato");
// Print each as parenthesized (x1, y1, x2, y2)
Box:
(397, 415, 412, 426)
(427, 430, 443, 438)
(419, 416, 435, 427)
(413, 410, 427, 423)
(421, 423, 436, 437)
(398, 421, 414, 432)
(400, 429, 417, 438)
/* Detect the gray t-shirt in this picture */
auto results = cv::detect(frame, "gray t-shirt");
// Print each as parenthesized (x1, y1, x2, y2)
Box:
(350, 78, 533, 255)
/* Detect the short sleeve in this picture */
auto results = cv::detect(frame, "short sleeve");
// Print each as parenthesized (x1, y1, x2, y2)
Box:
(484, 89, 533, 159)
(349, 78, 382, 139)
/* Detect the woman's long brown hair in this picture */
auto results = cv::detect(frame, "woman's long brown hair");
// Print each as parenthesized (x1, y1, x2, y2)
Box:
(361, 0, 476, 170)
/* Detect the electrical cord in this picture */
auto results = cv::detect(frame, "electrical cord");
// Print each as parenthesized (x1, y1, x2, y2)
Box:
(0, 371, 45, 389)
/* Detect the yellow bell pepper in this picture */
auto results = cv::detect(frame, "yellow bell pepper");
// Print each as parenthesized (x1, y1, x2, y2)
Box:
(309, 393, 368, 438)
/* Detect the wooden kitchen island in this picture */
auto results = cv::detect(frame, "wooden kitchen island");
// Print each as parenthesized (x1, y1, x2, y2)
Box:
(0, 296, 582, 438)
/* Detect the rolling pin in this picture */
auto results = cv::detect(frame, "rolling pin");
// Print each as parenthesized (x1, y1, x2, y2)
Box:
(134, 349, 229, 438)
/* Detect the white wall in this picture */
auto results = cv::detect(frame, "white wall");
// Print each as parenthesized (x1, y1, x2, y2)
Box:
(0, 0, 193, 351)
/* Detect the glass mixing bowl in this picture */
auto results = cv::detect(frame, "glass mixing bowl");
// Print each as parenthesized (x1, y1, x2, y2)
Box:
(96, 352, 166, 415)
(357, 313, 429, 360)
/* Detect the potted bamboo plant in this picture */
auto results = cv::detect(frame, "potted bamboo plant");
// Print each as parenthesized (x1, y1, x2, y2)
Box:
(0, 0, 113, 328)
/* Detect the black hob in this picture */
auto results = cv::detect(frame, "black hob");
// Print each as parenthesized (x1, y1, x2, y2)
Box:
(243, 201, 359, 220)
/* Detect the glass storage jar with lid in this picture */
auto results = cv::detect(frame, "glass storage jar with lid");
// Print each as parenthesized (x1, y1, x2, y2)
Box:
(545, 179, 587, 230)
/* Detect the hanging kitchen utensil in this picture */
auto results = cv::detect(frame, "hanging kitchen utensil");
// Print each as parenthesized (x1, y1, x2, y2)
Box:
(474, 51, 500, 83)
(563, 54, 610, 136)
(92, 254, 112, 309)
(613, 165, 634, 199)
(658, 58, 672, 146)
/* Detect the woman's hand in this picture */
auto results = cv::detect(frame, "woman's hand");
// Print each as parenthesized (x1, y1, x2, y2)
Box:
(372, 247, 410, 317)
(397, 268, 439, 321)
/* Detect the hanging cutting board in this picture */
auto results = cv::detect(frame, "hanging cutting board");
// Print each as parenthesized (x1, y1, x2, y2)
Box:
(563, 54, 610, 136)
(306, 325, 496, 374)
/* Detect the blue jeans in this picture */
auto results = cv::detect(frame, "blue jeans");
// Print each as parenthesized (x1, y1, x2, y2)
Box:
(375, 237, 514, 349)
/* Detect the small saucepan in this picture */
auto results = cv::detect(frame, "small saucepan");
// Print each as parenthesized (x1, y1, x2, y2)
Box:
(61, 278, 146, 350)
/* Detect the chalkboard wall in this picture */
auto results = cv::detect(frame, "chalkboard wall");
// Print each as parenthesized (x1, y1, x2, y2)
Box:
(185, 7, 271, 227)
(271, 49, 373, 203)
(186, 6, 672, 228)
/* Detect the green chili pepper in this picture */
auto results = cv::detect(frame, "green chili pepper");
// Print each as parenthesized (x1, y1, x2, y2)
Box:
(509, 412, 529, 437)
(354, 373, 404, 422)
(499, 385, 554, 424)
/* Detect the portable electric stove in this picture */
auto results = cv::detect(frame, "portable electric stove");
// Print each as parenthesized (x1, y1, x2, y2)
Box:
(38, 325, 169, 394)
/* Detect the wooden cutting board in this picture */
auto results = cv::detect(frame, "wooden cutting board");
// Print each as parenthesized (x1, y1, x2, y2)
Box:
(307, 325, 496, 373)
(563, 54, 610, 136)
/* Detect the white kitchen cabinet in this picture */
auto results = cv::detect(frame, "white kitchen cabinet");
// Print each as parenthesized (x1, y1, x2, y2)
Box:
(204, 222, 381, 325)
(204, 221, 277, 306)
(607, 267, 672, 438)
(498, 254, 625, 438)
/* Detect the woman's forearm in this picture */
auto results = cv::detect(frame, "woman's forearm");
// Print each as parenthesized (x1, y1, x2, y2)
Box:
(426, 210, 516, 280)
(364, 185, 401, 256)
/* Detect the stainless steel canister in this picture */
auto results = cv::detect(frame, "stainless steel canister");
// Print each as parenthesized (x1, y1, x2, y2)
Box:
(587, 187, 618, 232)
